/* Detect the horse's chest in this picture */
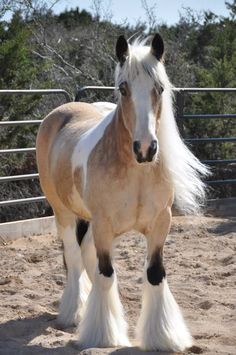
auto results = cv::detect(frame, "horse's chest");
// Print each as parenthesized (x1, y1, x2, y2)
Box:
(135, 187, 161, 231)
(108, 178, 162, 234)
(87, 165, 171, 235)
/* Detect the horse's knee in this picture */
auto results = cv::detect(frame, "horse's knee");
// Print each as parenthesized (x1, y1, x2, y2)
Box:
(147, 249, 166, 285)
(98, 252, 114, 277)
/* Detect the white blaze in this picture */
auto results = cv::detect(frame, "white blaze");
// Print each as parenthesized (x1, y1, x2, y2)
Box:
(132, 75, 158, 156)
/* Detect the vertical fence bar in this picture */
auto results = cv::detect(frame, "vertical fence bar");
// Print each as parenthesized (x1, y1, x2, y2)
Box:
(176, 90, 185, 138)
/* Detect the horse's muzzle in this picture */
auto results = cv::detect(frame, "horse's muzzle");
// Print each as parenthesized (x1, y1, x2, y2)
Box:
(133, 140, 158, 163)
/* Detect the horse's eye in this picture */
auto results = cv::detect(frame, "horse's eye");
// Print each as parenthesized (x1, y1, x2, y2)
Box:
(119, 84, 127, 96)
(158, 85, 164, 95)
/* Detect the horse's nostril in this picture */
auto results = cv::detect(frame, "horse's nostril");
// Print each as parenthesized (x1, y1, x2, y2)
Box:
(150, 140, 157, 154)
(133, 141, 141, 155)
(146, 140, 158, 161)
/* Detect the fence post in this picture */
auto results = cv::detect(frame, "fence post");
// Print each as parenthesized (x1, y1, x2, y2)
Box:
(75, 87, 84, 101)
(176, 90, 185, 138)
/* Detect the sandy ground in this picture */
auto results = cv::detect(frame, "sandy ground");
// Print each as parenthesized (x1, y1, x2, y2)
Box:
(0, 216, 235, 355)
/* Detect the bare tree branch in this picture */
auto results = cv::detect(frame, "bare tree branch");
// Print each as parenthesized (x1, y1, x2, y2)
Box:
(141, 0, 158, 31)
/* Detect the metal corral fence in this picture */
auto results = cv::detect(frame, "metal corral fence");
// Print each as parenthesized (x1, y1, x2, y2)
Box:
(0, 89, 71, 209)
(0, 87, 235, 213)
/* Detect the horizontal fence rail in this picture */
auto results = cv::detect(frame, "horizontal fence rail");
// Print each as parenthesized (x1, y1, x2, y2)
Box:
(182, 114, 236, 120)
(0, 120, 42, 126)
(75, 86, 115, 101)
(201, 159, 236, 165)
(0, 196, 46, 207)
(0, 89, 71, 101)
(0, 148, 36, 154)
(75, 85, 236, 99)
(0, 173, 39, 183)
(0, 87, 235, 211)
(185, 137, 236, 143)
(206, 179, 236, 185)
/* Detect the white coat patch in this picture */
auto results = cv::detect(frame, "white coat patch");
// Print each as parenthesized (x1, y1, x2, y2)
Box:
(71, 104, 115, 192)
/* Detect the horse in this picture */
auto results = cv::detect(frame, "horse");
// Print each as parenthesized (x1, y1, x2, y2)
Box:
(36, 34, 208, 352)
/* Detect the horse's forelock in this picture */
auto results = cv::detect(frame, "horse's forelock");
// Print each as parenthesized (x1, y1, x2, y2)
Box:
(115, 41, 168, 90)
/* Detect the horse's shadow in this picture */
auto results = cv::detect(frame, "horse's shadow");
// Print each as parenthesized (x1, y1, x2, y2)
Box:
(109, 347, 174, 355)
(76, 344, 175, 354)
(0, 313, 176, 354)
(0, 312, 77, 355)
(78, 346, 174, 355)
(207, 217, 236, 235)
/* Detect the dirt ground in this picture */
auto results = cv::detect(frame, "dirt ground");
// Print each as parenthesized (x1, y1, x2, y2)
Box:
(0, 216, 235, 355)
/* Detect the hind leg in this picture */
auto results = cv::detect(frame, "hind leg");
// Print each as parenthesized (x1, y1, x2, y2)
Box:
(80, 223, 97, 283)
(55, 211, 90, 328)
(136, 207, 193, 352)
(77, 222, 96, 316)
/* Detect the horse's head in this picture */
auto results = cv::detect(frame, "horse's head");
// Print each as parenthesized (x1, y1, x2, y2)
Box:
(115, 34, 165, 164)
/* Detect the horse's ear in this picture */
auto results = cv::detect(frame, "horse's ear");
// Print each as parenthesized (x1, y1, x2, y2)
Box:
(116, 35, 129, 65)
(151, 33, 164, 61)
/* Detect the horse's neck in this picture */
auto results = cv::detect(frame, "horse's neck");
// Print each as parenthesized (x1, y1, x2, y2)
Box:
(113, 105, 133, 164)
(84, 107, 133, 179)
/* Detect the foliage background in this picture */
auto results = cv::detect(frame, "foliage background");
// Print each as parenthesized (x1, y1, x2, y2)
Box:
(0, 0, 235, 222)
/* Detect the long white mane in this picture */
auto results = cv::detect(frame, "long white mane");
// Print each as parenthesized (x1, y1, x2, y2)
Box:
(115, 37, 209, 214)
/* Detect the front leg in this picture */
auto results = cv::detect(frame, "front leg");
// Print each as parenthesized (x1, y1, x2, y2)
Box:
(78, 223, 130, 349)
(136, 207, 193, 352)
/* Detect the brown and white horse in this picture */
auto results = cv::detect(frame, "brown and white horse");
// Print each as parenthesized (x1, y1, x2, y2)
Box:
(36, 34, 208, 351)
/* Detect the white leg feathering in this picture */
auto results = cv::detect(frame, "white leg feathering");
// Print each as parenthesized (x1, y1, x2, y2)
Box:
(136, 277, 193, 352)
(78, 269, 130, 349)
